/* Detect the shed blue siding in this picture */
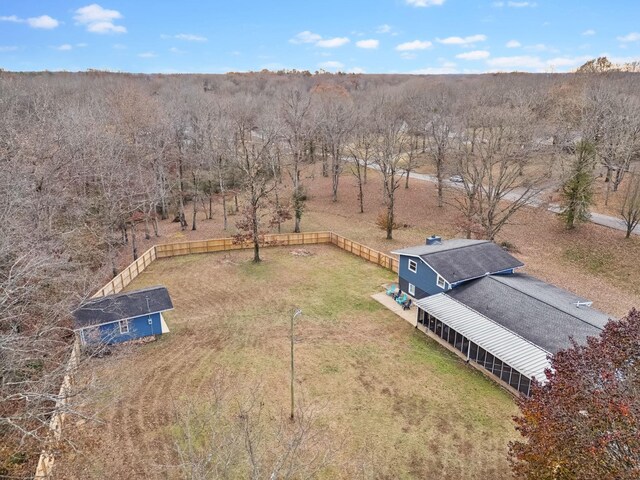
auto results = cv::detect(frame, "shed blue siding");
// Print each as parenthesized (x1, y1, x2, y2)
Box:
(398, 255, 447, 299)
(82, 312, 163, 345)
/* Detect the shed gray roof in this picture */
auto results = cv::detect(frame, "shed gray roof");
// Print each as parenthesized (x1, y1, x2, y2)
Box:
(415, 293, 551, 380)
(74, 286, 173, 329)
(448, 274, 610, 354)
(393, 239, 524, 284)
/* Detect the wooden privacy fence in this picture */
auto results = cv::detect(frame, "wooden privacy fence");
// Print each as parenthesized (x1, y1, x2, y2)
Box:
(93, 231, 397, 299)
(35, 230, 398, 477)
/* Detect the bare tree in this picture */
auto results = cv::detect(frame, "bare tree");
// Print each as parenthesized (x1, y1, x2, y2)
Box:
(454, 104, 548, 240)
(370, 90, 408, 240)
(620, 170, 640, 238)
(419, 89, 456, 207)
(583, 86, 640, 203)
(317, 92, 355, 202)
(172, 376, 333, 480)
(346, 103, 376, 214)
(230, 96, 279, 262)
(280, 88, 313, 233)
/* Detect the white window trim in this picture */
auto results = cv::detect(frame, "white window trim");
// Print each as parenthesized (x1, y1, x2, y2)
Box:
(408, 283, 416, 296)
(119, 319, 129, 334)
(408, 260, 417, 273)
(436, 275, 446, 289)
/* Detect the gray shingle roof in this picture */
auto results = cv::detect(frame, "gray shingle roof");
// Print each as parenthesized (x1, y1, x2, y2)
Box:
(448, 273, 610, 354)
(393, 240, 524, 284)
(391, 239, 486, 256)
(74, 286, 173, 329)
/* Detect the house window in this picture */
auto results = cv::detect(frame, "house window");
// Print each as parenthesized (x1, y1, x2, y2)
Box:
(408, 260, 417, 273)
(436, 275, 446, 289)
(408, 283, 415, 296)
(119, 320, 129, 334)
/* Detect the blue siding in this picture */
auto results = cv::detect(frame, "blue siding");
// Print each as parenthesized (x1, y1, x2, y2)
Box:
(82, 312, 163, 345)
(398, 255, 447, 299)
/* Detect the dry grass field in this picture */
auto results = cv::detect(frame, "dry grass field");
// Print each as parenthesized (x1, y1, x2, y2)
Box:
(58, 246, 518, 479)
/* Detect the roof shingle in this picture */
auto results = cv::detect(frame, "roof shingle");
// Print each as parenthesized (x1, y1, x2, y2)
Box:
(73, 286, 173, 329)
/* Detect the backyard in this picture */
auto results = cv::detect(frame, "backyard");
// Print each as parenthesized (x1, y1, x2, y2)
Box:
(57, 245, 518, 479)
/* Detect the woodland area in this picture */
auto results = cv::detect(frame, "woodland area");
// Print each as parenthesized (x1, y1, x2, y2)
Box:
(1, 67, 640, 476)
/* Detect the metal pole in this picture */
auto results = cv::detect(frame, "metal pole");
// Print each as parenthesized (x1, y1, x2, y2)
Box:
(291, 308, 302, 421)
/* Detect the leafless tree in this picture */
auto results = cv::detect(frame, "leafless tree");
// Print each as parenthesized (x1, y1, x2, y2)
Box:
(454, 102, 548, 240)
(230, 95, 279, 262)
(583, 86, 640, 203)
(418, 88, 457, 207)
(620, 170, 640, 238)
(317, 92, 355, 202)
(280, 88, 314, 232)
(172, 375, 333, 479)
(370, 90, 408, 240)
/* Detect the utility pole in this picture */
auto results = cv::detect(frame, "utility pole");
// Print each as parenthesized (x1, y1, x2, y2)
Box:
(290, 308, 302, 421)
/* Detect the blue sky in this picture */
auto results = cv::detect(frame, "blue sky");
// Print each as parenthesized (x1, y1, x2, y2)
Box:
(1, 1, 640, 74)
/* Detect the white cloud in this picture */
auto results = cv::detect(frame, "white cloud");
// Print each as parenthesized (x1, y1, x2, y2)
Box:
(396, 40, 433, 51)
(0, 15, 21, 23)
(27, 15, 59, 29)
(74, 4, 126, 34)
(376, 24, 392, 34)
(76, 43, 88, 48)
(617, 32, 640, 43)
(54, 44, 73, 51)
(290, 31, 322, 44)
(582, 29, 595, 36)
(349, 67, 366, 73)
(169, 47, 186, 54)
(290, 31, 350, 48)
(1, 14, 59, 29)
(175, 33, 207, 42)
(456, 50, 490, 60)
(356, 39, 379, 49)
(400, 52, 417, 59)
(318, 60, 344, 70)
(316, 37, 350, 48)
(437, 34, 487, 46)
(0, 46, 19, 52)
(406, 0, 445, 6)
(112, 43, 127, 49)
(138, 51, 157, 58)
(506, 40, 521, 48)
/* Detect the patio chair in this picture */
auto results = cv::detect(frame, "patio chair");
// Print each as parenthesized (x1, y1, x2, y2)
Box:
(396, 293, 408, 305)
(386, 284, 397, 296)
(402, 299, 412, 310)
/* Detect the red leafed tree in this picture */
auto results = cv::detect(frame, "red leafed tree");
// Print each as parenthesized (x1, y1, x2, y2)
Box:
(509, 309, 640, 480)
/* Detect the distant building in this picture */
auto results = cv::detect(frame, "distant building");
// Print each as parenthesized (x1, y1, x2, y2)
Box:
(74, 286, 173, 346)
(392, 237, 610, 396)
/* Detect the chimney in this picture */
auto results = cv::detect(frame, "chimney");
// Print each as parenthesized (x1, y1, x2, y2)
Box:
(426, 235, 442, 245)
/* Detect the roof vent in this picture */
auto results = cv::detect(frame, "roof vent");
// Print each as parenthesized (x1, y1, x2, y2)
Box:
(426, 235, 442, 245)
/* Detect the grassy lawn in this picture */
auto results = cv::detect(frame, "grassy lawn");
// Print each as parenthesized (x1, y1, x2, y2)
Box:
(59, 245, 518, 479)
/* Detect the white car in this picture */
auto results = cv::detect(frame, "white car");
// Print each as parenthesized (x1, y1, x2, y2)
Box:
(449, 175, 464, 183)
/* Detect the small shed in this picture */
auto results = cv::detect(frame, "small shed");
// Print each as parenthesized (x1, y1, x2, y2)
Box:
(74, 286, 174, 345)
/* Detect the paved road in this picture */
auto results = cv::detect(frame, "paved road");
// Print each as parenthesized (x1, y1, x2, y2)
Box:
(374, 164, 639, 236)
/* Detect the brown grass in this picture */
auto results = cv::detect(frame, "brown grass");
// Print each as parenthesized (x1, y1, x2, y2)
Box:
(57, 246, 518, 479)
